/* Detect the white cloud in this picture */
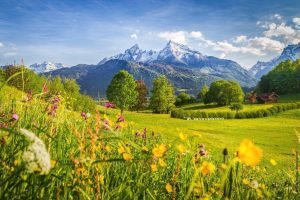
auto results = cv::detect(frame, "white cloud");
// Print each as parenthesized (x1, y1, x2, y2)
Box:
(272, 14, 282, 20)
(247, 37, 284, 52)
(130, 33, 138, 39)
(293, 17, 300, 25)
(0, 42, 3, 47)
(3, 52, 17, 57)
(219, 52, 226, 58)
(234, 35, 248, 43)
(263, 22, 300, 45)
(264, 23, 295, 38)
(157, 15, 300, 66)
(190, 31, 203, 39)
(158, 31, 188, 44)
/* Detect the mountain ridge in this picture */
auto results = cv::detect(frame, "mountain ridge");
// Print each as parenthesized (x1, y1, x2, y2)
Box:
(250, 43, 300, 78)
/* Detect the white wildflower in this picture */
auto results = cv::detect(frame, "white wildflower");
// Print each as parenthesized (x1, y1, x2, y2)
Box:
(250, 180, 259, 189)
(20, 129, 51, 175)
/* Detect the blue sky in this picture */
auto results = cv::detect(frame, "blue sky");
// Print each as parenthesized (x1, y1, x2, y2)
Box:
(0, 0, 299, 68)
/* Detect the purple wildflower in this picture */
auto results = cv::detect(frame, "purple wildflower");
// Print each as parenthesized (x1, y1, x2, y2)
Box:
(105, 102, 114, 108)
(12, 113, 19, 121)
(117, 115, 125, 122)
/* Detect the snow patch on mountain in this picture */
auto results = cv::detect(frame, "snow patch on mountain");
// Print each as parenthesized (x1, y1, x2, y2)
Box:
(29, 61, 66, 73)
(250, 43, 300, 78)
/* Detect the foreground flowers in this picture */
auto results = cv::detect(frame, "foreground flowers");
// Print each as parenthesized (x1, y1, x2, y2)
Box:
(152, 144, 167, 158)
(237, 139, 263, 167)
(200, 161, 215, 175)
(19, 129, 51, 175)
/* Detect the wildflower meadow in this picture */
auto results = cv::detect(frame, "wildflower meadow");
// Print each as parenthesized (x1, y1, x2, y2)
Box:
(0, 82, 299, 200)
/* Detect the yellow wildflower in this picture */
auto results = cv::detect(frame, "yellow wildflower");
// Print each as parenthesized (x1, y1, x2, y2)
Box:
(242, 178, 250, 186)
(105, 145, 112, 152)
(200, 195, 210, 200)
(177, 144, 187, 154)
(142, 146, 149, 152)
(50, 160, 57, 167)
(158, 158, 167, 167)
(270, 159, 277, 166)
(13, 160, 19, 166)
(99, 175, 104, 185)
(152, 144, 167, 158)
(200, 161, 215, 175)
(123, 153, 133, 161)
(179, 132, 187, 141)
(151, 164, 158, 172)
(165, 183, 173, 193)
(220, 163, 227, 170)
(237, 139, 263, 167)
(256, 188, 263, 198)
(260, 183, 266, 190)
(118, 144, 126, 154)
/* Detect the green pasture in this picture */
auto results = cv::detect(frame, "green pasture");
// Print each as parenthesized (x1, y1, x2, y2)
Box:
(101, 105, 300, 169)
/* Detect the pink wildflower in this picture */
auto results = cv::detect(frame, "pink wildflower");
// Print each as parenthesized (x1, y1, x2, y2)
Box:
(12, 113, 19, 121)
(105, 102, 114, 108)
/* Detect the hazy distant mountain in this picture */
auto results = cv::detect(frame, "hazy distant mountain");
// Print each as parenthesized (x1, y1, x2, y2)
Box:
(45, 41, 257, 97)
(250, 43, 300, 78)
(29, 61, 66, 73)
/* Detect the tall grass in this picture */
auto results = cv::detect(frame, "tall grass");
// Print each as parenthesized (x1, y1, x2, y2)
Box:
(0, 85, 299, 199)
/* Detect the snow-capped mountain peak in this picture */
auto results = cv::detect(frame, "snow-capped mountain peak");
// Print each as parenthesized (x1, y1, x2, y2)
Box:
(29, 61, 66, 73)
(98, 40, 208, 66)
(157, 40, 204, 64)
(125, 44, 141, 54)
(98, 44, 158, 65)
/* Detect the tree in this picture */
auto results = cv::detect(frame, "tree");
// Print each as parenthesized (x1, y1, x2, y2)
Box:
(175, 92, 191, 106)
(63, 78, 81, 109)
(73, 94, 96, 113)
(150, 76, 175, 113)
(63, 78, 80, 95)
(198, 85, 209, 102)
(229, 103, 243, 113)
(48, 76, 65, 95)
(206, 80, 244, 106)
(133, 80, 148, 112)
(106, 70, 137, 114)
(0, 68, 5, 83)
(4, 65, 46, 93)
(258, 59, 300, 94)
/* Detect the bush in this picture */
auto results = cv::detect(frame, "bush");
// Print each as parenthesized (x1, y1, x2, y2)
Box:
(170, 102, 300, 120)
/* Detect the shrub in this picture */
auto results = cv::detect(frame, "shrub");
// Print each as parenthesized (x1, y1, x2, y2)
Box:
(171, 102, 300, 120)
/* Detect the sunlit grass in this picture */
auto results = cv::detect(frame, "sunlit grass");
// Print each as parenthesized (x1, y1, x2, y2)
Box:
(0, 85, 300, 199)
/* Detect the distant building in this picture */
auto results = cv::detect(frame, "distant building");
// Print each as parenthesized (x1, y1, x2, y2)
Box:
(248, 91, 257, 104)
(257, 92, 279, 104)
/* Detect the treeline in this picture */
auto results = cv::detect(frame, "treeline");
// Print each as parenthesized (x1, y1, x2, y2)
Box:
(171, 102, 300, 119)
(258, 59, 300, 94)
(106, 70, 176, 114)
(0, 65, 96, 112)
(106, 70, 247, 114)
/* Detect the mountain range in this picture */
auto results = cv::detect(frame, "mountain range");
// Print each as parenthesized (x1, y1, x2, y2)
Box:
(249, 43, 300, 78)
(44, 41, 258, 97)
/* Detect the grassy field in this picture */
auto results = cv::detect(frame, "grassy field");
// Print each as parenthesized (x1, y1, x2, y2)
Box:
(1, 84, 300, 199)
(101, 105, 300, 169)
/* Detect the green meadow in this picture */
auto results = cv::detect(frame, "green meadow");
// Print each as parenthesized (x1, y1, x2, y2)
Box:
(101, 104, 300, 169)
